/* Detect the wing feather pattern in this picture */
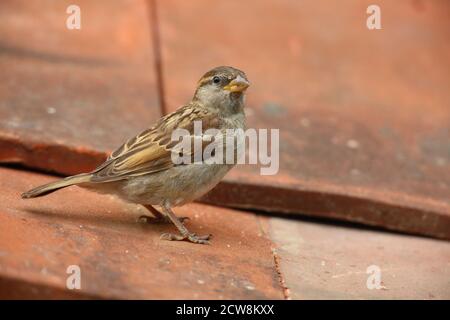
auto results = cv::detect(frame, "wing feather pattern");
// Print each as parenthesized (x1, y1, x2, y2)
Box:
(89, 104, 221, 183)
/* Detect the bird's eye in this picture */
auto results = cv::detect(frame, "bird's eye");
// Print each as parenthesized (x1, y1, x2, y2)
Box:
(212, 76, 221, 84)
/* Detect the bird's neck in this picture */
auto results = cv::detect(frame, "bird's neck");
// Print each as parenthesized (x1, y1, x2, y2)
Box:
(194, 93, 245, 118)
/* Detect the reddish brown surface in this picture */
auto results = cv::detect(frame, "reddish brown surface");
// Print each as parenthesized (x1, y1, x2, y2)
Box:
(0, 0, 449, 240)
(0, 167, 283, 299)
(1, 0, 449, 301)
(0, 0, 161, 175)
(269, 216, 450, 299)
(2, 165, 449, 299)
(204, 181, 450, 240)
(157, 0, 450, 237)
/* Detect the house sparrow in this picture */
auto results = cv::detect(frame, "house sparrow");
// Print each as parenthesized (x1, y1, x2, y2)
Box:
(22, 66, 250, 244)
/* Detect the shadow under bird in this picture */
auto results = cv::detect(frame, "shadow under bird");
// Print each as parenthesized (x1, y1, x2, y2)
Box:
(22, 66, 250, 244)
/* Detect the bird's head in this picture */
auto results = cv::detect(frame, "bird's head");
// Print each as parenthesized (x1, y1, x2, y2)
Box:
(193, 66, 250, 114)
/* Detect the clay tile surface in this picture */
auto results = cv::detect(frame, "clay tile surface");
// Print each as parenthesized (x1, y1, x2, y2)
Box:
(156, 0, 450, 239)
(0, 0, 161, 175)
(268, 216, 450, 299)
(0, 167, 283, 299)
(0, 0, 449, 240)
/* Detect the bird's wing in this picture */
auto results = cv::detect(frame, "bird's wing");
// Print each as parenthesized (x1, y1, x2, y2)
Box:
(89, 104, 221, 183)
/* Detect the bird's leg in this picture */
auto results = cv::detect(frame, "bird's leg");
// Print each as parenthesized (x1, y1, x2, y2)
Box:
(139, 205, 189, 224)
(159, 204, 211, 244)
(143, 204, 165, 219)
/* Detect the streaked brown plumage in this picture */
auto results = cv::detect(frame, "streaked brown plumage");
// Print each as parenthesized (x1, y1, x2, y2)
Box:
(22, 66, 250, 244)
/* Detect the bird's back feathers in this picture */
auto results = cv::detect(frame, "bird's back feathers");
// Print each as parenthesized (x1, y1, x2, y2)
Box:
(88, 103, 221, 183)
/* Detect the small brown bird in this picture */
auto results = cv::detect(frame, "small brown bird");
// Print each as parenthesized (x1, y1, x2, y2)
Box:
(22, 66, 249, 244)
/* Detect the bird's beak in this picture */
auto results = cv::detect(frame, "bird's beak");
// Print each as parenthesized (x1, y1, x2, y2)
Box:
(223, 75, 250, 92)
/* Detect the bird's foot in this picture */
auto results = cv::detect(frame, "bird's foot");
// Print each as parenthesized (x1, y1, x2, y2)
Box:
(160, 232, 211, 245)
(139, 215, 190, 224)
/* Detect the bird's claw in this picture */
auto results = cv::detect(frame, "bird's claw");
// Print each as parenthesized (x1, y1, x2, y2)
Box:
(160, 232, 211, 244)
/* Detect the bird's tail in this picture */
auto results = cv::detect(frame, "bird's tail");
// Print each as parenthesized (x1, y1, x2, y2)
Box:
(21, 173, 92, 199)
